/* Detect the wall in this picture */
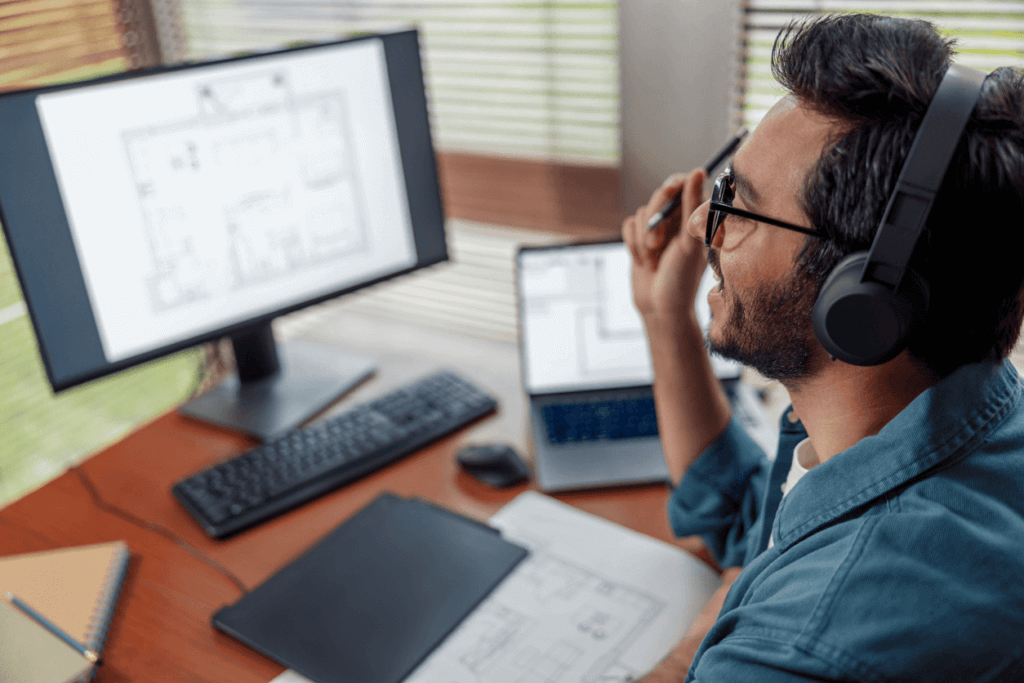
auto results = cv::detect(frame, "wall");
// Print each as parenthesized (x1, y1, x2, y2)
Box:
(619, 0, 743, 213)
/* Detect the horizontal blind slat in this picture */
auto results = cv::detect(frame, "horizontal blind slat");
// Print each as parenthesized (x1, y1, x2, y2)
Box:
(0, 37, 122, 70)
(0, 31, 120, 66)
(0, 52, 125, 91)
(200, 4, 615, 22)
(0, 0, 116, 19)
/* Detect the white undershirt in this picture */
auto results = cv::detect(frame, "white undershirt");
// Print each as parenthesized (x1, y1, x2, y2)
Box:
(766, 438, 818, 550)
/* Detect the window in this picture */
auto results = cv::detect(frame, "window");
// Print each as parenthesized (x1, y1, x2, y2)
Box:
(736, 1, 1024, 129)
(151, 0, 620, 165)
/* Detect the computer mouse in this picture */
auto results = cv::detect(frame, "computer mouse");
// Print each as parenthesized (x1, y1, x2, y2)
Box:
(456, 444, 531, 488)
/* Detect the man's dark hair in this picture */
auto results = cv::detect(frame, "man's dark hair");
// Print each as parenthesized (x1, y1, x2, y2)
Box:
(772, 14, 1024, 377)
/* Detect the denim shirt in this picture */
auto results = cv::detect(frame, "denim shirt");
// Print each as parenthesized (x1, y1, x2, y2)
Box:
(668, 360, 1024, 682)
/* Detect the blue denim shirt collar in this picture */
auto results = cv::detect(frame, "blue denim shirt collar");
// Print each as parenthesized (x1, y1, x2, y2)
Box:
(773, 359, 1022, 551)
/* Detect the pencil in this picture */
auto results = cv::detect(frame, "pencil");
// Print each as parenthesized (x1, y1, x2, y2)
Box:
(646, 127, 749, 232)
(6, 592, 101, 664)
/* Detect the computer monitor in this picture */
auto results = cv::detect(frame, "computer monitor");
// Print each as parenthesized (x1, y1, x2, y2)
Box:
(0, 30, 446, 440)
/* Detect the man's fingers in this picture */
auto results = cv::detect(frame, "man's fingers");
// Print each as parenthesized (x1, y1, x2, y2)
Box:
(646, 210, 685, 261)
(681, 168, 708, 218)
(624, 203, 655, 266)
(646, 172, 689, 216)
(624, 169, 702, 270)
(643, 172, 692, 253)
(623, 213, 643, 265)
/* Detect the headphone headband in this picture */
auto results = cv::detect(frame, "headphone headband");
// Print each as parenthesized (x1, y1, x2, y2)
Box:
(859, 64, 987, 292)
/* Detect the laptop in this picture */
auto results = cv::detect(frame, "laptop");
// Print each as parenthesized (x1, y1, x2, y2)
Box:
(516, 240, 744, 492)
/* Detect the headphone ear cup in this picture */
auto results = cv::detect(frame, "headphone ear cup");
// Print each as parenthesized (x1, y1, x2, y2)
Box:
(812, 252, 929, 366)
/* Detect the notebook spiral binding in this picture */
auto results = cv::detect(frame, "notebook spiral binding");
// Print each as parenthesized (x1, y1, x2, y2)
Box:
(85, 542, 131, 654)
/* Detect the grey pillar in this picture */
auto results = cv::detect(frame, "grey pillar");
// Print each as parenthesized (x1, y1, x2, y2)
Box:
(619, 0, 743, 213)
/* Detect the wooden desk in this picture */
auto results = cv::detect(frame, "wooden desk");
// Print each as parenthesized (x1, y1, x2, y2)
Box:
(0, 307, 711, 683)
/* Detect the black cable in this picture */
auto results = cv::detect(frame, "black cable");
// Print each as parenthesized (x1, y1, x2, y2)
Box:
(70, 465, 249, 597)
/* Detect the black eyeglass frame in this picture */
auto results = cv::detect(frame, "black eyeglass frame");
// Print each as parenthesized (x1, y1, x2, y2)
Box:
(705, 167, 830, 247)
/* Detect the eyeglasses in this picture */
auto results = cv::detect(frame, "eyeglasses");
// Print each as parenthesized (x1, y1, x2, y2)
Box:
(705, 167, 830, 247)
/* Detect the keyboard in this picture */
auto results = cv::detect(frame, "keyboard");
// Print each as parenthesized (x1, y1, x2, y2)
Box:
(172, 370, 498, 539)
(541, 396, 659, 444)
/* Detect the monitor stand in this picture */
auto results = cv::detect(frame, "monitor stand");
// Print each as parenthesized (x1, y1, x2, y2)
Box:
(179, 322, 376, 442)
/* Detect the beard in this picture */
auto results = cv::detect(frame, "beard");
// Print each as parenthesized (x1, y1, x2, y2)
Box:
(704, 248, 821, 384)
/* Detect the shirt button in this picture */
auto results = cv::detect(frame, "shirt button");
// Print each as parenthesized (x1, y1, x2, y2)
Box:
(787, 411, 800, 424)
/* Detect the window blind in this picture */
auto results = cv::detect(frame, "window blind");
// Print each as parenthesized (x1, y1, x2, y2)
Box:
(737, 1, 1024, 130)
(158, 0, 619, 165)
(0, 0, 163, 89)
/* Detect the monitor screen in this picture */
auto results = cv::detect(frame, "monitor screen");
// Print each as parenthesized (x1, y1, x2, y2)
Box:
(0, 30, 446, 438)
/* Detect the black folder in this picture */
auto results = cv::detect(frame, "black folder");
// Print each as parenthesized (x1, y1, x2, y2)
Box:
(212, 493, 528, 683)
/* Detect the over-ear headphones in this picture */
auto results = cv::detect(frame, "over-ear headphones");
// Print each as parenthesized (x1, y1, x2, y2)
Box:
(811, 64, 987, 366)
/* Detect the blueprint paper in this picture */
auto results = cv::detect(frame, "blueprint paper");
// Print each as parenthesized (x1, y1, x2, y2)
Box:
(405, 492, 721, 682)
(272, 492, 721, 683)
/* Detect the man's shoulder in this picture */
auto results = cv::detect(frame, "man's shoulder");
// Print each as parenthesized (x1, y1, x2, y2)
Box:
(817, 506, 1024, 679)
(726, 499, 1024, 681)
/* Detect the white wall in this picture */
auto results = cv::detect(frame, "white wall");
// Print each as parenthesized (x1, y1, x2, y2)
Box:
(619, 0, 742, 212)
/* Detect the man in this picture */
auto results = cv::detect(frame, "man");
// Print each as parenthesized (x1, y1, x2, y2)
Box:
(621, 14, 1024, 682)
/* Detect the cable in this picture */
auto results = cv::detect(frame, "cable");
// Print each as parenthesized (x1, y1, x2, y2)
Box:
(70, 465, 249, 597)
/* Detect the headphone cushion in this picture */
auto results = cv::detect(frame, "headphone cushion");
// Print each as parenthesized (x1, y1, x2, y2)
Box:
(812, 252, 928, 366)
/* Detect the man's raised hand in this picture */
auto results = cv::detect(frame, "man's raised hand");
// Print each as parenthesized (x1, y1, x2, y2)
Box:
(621, 169, 709, 331)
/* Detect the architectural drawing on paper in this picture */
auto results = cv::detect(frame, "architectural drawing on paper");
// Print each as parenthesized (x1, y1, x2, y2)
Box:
(413, 551, 664, 683)
(122, 71, 368, 311)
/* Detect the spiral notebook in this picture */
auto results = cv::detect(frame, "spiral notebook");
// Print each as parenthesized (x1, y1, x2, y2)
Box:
(0, 540, 130, 657)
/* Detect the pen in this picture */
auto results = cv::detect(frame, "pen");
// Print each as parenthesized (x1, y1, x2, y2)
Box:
(645, 127, 749, 231)
(5, 592, 101, 664)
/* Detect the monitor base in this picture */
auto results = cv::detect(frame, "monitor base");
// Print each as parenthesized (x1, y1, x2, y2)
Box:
(180, 340, 376, 442)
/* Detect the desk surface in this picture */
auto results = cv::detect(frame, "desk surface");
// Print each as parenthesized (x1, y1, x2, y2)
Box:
(0, 287, 711, 683)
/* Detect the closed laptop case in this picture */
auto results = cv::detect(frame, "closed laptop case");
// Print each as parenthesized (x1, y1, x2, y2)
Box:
(212, 493, 528, 683)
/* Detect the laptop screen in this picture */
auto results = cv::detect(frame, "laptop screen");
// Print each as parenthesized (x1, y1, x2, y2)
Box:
(518, 242, 741, 395)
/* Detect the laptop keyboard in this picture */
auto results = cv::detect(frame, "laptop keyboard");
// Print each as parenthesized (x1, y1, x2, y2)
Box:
(541, 396, 658, 444)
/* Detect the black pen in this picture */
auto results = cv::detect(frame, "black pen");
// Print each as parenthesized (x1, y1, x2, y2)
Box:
(646, 127, 749, 231)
